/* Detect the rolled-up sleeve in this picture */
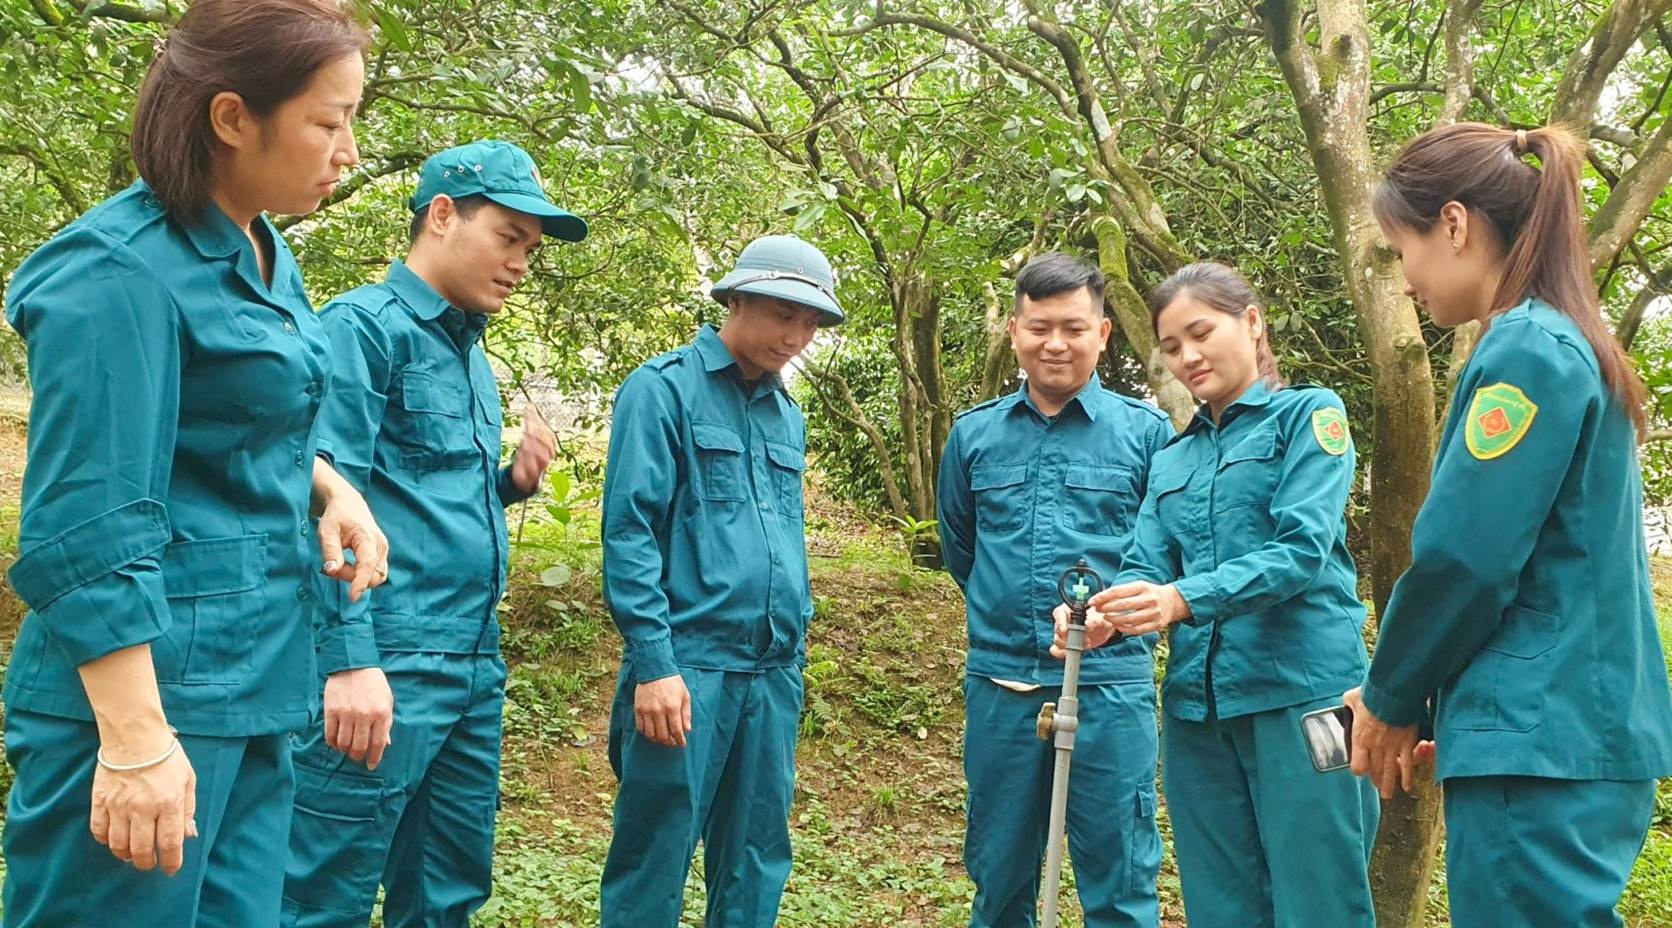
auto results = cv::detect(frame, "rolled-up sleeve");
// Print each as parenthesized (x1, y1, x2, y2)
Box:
(5, 231, 179, 665)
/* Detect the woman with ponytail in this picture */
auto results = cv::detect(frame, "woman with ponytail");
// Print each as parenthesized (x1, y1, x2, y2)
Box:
(1055, 262, 1379, 927)
(1347, 123, 1672, 926)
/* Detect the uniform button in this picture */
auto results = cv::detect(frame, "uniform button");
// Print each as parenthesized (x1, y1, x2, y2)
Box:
(305, 381, 322, 397)
(295, 586, 310, 603)
(294, 449, 306, 467)
(300, 521, 309, 538)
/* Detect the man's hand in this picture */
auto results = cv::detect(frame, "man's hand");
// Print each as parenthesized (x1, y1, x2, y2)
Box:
(323, 667, 395, 771)
(1088, 581, 1190, 636)
(1050, 603, 1120, 659)
(634, 675, 693, 748)
(510, 403, 556, 496)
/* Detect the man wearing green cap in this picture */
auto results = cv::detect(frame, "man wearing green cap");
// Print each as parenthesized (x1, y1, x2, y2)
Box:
(281, 140, 588, 927)
(599, 234, 844, 926)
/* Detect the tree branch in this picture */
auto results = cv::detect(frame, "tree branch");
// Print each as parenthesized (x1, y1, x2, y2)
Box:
(830, 11, 1077, 121)
(70, 0, 173, 24)
(30, 0, 65, 26)
(0, 142, 88, 214)
(1589, 114, 1672, 272)
(272, 153, 422, 230)
(797, 359, 913, 521)
(1551, 0, 1672, 130)
(1438, 0, 1486, 126)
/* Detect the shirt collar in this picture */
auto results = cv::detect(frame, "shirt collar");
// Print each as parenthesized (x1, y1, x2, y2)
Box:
(1184, 378, 1273, 435)
(167, 185, 249, 260)
(1014, 372, 1103, 422)
(168, 187, 298, 303)
(386, 260, 453, 322)
(693, 325, 786, 395)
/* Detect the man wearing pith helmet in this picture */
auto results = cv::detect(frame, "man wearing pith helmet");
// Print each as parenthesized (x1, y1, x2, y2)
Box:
(599, 234, 844, 926)
(282, 139, 587, 926)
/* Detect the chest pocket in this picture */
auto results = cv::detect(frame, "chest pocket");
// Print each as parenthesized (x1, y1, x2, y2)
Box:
(692, 422, 747, 502)
(766, 441, 806, 518)
(1061, 464, 1138, 536)
(1216, 426, 1280, 511)
(395, 371, 475, 471)
(971, 462, 1028, 533)
(1150, 465, 1198, 539)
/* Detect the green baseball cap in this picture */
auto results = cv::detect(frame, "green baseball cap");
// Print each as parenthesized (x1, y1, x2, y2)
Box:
(709, 234, 845, 327)
(410, 140, 588, 242)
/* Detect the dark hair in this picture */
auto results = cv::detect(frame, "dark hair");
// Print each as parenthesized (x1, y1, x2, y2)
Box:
(132, 0, 368, 222)
(408, 194, 489, 245)
(1013, 251, 1106, 315)
(1148, 261, 1283, 389)
(1374, 122, 1646, 436)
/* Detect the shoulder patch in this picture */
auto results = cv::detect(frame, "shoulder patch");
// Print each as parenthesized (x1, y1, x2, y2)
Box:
(1464, 383, 1537, 460)
(1311, 407, 1350, 456)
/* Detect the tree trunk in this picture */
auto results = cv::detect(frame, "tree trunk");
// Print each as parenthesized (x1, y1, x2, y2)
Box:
(890, 273, 948, 567)
(1090, 216, 1195, 425)
(980, 282, 1017, 402)
(1258, 3, 1441, 923)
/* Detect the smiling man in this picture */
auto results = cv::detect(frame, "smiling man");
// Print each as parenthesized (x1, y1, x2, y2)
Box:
(598, 234, 844, 927)
(281, 140, 587, 927)
(937, 252, 1173, 928)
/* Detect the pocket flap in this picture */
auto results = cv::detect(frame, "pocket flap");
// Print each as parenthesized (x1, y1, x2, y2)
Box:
(400, 372, 464, 418)
(290, 754, 382, 821)
(691, 422, 744, 454)
(1482, 605, 1560, 659)
(1065, 464, 1133, 493)
(160, 534, 269, 599)
(766, 441, 806, 472)
(1148, 465, 1193, 497)
(1221, 427, 1279, 466)
(971, 462, 1027, 491)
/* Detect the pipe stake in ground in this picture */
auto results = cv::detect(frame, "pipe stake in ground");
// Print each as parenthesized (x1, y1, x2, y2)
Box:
(1036, 557, 1108, 928)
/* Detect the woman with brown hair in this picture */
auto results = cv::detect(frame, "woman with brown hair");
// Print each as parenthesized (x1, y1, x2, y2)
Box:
(1348, 123, 1672, 926)
(1059, 261, 1378, 927)
(1, 2, 389, 924)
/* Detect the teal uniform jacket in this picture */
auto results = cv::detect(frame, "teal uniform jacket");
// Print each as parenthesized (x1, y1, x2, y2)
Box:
(601, 325, 812, 684)
(4, 180, 331, 736)
(936, 375, 1173, 685)
(1121, 381, 1369, 721)
(1363, 299, 1672, 782)
(309, 260, 534, 671)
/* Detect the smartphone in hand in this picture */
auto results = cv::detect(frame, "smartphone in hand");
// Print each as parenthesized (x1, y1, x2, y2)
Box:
(1300, 704, 1354, 773)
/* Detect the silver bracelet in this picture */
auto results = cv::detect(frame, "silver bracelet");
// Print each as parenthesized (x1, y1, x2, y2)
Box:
(96, 727, 180, 772)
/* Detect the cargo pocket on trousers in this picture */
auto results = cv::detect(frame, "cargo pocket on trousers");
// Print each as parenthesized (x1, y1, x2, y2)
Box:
(283, 759, 389, 915)
(1129, 784, 1162, 894)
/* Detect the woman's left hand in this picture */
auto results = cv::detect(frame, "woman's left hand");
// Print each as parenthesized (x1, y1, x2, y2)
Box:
(1087, 581, 1190, 636)
(313, 462, 389, 602)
